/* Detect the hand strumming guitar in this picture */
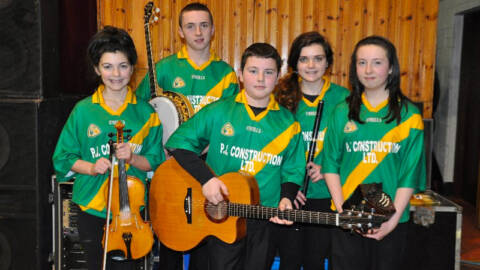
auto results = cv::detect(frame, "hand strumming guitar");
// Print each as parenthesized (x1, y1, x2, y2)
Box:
(202, 177, 229, 205)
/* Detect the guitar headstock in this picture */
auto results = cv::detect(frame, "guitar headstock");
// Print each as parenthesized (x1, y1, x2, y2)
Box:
(338, 209, 389, 233)
(144, 2, 160, 25)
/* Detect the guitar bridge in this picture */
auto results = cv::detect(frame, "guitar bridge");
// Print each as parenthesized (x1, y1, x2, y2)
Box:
(184, 188, 192, 224)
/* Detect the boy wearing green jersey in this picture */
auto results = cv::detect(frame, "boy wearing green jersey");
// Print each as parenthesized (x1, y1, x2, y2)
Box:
(322, 36, 426, 270)
(165, 43, 306, 270)
(135, 2, 238, 112)
(138, 3, 238, 269)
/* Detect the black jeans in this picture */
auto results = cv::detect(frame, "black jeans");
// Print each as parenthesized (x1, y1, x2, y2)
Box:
(331, 222, 408, 270)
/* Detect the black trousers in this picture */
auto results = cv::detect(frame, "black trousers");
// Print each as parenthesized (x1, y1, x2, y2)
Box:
(157, 241, 209, 270)
(159, 219, 272, 270)
(77, 209, 142, 270)
(266, 198, 333, 270)
(331, 222, 408, 270)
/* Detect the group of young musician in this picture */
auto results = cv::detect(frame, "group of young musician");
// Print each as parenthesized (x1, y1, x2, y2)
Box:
(52, 2, 426, 270)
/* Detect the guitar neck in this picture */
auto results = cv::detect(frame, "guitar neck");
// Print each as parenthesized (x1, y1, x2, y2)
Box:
(226, 202, 339, 226)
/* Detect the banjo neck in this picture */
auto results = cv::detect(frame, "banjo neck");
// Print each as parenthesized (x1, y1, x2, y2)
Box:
(144, 2, 160, 99)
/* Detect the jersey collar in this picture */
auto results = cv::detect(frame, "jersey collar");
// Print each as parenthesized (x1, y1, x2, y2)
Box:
(300, 75, 331, 107)
(92, 85, 136, 115)
(361, 92, 388, 112)
(235, 89, 279, 122)
(177, 45, 220, 71)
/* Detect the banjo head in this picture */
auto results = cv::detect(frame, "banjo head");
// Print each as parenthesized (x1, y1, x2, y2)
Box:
(149, 96, 180, 144)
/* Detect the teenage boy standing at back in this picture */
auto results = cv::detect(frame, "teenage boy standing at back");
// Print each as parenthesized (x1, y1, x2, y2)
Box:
(166, 43, 306, 270)
(136, 3, 238, 269)
(136, 2, 238, 112)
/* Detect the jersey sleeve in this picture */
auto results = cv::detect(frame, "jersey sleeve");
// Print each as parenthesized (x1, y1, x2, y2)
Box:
(280, 122, 306, 186)
(135, 61, 167, 102)
(321, 106, 345, 174)
(220, 69, 240, 99)
(137, 111, 166, 172)
(165, 104, 214, 154)
(52, 106, 82, 182)
(135, 73, 152, 102)
(398, 115, 427, 192)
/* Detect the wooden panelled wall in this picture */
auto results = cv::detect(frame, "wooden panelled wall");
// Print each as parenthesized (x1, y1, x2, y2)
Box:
(97, 0, 438, 117)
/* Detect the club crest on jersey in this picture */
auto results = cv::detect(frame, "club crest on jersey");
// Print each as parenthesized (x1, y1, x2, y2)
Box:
(87, 124, 101, 138)
(173, 77, 185, 88)
(344, 120, 357, 133)
(221, 122, 234, 137)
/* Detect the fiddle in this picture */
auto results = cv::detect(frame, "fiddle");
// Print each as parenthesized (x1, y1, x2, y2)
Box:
(102, 120, 154, 263)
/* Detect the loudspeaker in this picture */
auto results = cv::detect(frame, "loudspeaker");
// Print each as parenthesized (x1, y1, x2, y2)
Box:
(0, 0, 59, 98)
(0, 97, 80, 270)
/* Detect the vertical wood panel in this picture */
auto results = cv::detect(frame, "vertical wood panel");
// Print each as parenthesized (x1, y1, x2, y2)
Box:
(97, 0, 438, 117)
(324, 1, 342, 83)
(374, 0, 389, 38)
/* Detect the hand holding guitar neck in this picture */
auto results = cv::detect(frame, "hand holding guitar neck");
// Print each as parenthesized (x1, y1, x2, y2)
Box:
(149, 158, 394, 252)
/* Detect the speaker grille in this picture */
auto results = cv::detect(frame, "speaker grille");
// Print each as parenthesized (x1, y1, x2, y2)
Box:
(0, 0, 41, 98)
(0, 101, 37, 186)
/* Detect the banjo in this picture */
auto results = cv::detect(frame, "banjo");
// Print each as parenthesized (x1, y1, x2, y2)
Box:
(144, 2, 194, 144)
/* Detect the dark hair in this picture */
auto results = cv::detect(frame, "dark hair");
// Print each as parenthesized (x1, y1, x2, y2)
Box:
(87, 26, 137, 67)
(179, 2, 213, 27)
(240, 43, 282, 72)
(86, 26, 137, 87)
(347, 35, 406, 124)
(275, 32, 333, 112)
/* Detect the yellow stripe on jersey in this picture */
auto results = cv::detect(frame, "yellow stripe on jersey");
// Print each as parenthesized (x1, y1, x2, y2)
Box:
(250, 121, 301, 176)
(81, 176, 109, 212)
(196, 71, 238, 112)
(82, 112, 160, 212)
(333, 113, 424, 210)
(305, 127, 326, 160)
(129, 112, 161, 145)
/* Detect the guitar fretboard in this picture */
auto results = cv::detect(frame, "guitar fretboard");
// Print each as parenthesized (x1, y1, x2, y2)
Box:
(227, 203, 339, 226)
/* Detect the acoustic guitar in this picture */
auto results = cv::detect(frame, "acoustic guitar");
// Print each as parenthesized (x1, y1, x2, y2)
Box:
(149, 158, 394, 252)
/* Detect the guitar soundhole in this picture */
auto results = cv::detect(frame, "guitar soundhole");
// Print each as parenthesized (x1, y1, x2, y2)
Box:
(205, 201, 228, 222)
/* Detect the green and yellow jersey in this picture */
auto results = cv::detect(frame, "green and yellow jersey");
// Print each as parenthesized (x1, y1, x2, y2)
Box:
(136, 46, 238, 112)
(296, 77, 349, 199)
(52, 85, 165, 218)
(321, 94, 426, 222)
(166, 90, 306, 207)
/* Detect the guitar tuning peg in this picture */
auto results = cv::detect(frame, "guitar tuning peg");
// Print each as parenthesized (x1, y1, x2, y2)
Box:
(154, 16, 159, 22)
(155, 7, 160, 13)
(108, 132, 115, 138)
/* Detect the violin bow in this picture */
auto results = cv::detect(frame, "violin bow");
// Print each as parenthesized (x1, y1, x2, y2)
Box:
(102, 139, 117, 270)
